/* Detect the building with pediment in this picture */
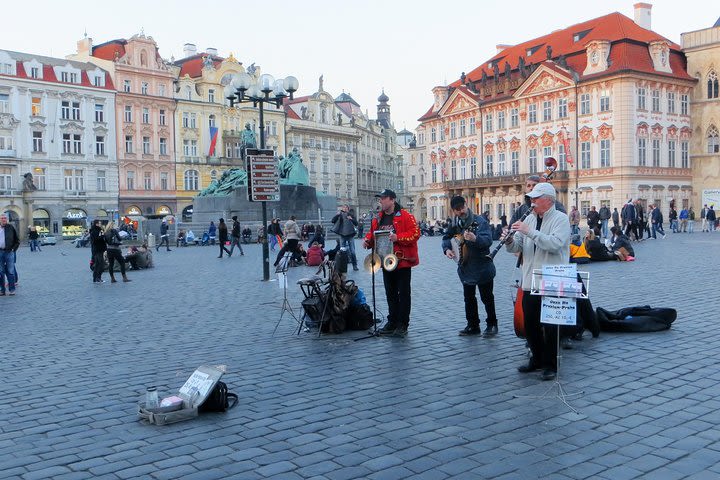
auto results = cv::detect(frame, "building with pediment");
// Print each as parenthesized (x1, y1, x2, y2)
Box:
(682, 18, 720, 208)
(71, 33, 178, 219)
(0, 48, 118, 239)
(413, 4, 696, 224)
(172, 45, 287, 219)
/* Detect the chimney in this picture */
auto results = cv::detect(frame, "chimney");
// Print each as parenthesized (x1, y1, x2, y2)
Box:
(496, 44, 512, 54)
(183, 43, 197, 58)
(634, 2, 652, 30)
(77, 36, 93, 56)
(206, 47, 218, 56)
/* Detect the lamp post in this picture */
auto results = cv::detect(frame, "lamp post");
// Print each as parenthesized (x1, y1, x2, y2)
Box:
(225, 72, 299, 281)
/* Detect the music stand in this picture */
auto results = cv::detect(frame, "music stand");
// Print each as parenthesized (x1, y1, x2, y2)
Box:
(513, 268, 590, 414)
(354, 235, 385, 341)
(272, 252, 301, 335)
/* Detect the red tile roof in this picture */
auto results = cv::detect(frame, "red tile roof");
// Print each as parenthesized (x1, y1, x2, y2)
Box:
(174, 54, 224, 77)
(285, 107, 301, 120)
(0, 56, 114, 90)
(92, 40, 127, 61)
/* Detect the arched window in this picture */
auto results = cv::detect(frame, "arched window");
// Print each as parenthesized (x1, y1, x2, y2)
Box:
(185, 86, 192, 100)
(184, 169, 199, 190)
(708, 71, 719, 99)
(210, 169, 217, 181)
(208, 114, 216, 128)
(708, 125, 720, 154)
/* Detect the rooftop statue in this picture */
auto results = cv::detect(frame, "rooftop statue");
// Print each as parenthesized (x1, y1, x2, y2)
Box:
(197, 169, 248, 196)
(278, 147, 310, 186)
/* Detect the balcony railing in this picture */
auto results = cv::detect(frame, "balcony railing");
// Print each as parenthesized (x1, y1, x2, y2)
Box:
(444, 170, 570, 188)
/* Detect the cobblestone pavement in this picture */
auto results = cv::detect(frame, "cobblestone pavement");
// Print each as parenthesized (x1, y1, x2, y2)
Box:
(1, 231, 719, 479)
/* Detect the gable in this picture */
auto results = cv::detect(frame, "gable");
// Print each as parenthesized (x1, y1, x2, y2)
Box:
(438, 89, 477, 117)
(513, 64, 574, 98)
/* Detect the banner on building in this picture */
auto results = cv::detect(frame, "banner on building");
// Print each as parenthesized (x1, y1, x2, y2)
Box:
(560, 127, 574, 165)
(208, 127, 219, 156)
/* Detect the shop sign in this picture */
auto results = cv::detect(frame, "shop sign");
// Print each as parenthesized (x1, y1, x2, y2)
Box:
(157, 206, 171, 215)
(127, 206, 142, 215)
(66, 209, 87, 219)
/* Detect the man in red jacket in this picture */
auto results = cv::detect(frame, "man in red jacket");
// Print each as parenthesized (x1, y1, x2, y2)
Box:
(363, 189, 420, 337)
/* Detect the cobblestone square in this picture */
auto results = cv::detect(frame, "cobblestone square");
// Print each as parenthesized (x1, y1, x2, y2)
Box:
(1, 233, 718, 479)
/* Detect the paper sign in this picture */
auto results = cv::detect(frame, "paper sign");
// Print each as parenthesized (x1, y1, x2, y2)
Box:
(179, 370, 214, 399)
(541, 296, 577, 325)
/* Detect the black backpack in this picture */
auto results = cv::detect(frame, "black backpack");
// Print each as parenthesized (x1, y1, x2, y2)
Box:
(198, 381, 238, 413)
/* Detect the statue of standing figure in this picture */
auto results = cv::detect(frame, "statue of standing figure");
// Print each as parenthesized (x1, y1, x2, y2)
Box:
(241, 123, 257, 149)
(278, 147, 310, 186)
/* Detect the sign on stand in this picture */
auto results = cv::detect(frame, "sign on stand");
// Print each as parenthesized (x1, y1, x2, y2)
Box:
(246, 148, 280, 202)
(538, 264, 579, 326)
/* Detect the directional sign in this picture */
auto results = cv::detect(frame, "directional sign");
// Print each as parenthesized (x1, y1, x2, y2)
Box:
(246, 148, 280, 202)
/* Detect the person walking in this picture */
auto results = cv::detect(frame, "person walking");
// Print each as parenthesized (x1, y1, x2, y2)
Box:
(612, 207, 620, 229)
(442, 196, 498, 337)
(103, 222, 131, 283)
(622, 199, 639, 241)
(267, 218, 282, 251)
(331, 204, 359, 271)
(217, 218, 232, 258)
(688, 207, 695, 233)
(28, 226, 41, 252)
(90, 219, 107, 283)
(701, 204, 709, 232)
(569, 205, 580, 235)
(707, 206, 717, 232)
(0, 213, 19, 296)
(651, 204, 666, 239)
(598, 205, 611, 239)
(679, 207, 689, 233)
(274, 216, 301, 266)
(228, 216, 244, 256)
(669, 207, 678, 233)
(156, 220, 172, 252)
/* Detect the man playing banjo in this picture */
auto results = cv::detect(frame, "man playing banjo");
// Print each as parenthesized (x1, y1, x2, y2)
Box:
(442, 195, 498, 337)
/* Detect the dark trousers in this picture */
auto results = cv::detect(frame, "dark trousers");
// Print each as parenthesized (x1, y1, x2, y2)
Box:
(463, 281, 497, 328)
(274, 239, 299, 265)
(92, 251, 105, 281)
(218, 241, 231, 257)
(522, 292, 558, 370)
(157, 235, 171, 251)
(382, 267, 412, 328)
(107, 248, 126, 276)
(229, 236, 244, 255)
(624, 222, 639, 241)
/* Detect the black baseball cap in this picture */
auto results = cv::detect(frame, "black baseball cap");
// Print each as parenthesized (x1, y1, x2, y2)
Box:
(375, 189, 396, 199)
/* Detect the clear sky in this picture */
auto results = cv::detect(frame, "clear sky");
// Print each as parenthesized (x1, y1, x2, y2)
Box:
(0, 1, 712, 132)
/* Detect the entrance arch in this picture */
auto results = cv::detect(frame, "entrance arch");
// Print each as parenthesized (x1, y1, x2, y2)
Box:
(182, 205, 193, 222)
(32, 208, 50, 233)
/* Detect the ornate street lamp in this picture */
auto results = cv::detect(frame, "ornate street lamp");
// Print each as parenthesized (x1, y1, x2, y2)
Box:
(225, 72, 299, 281)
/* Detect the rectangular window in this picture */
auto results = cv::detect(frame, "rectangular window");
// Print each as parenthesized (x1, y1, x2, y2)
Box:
(450, 159, 457, 180)
(159, 138, 167, 156)
(460, 159, 466, 179)
(183, 140, 190, 156)
(651, 90, 661, 112)
(95, 136, 105, 156)
(142, 108, 149, 124)
(498, 152, 506, 175)
(142, 136, 150, 154)
(72, 134, 82, 154)
(159, 109, 166, 125)
(190, 140, 198, 156)
(61, 101, 70, 120)
(126, 171, 135, 190)
(70, 101, 80, 120)
(93, 76, 102, 87)
(61, 72, 69, 82)
(485, 113, 493, 132)
(182, 112, 189, 128)
(97, 170, 106, 191)
(95, 104, 104, 122)
(581, 141, 591, 169)
(34, 168, 46, 190)
(485, 154, 494, 176)
(681, 141, 689, 168)
(32, 131, 43, 152)
(459, 119, 466, 137)
(542, 100, 552, 122)
(123, 80, 131, 93)
(31, 96, 41, 116)
(431, 163, 437, 183)
(600, 139, 611, 167)
(668, 140, 676, 167)
(144, 172, 152, 190)
(0, 94, 10, 114)
(64, 168, 84, 191)
(667, 92, 676, 114)
(652, 139, 661, 167)
(208, 89, 215, 103)
(158, 84, 166, 96)
(638, 138, 646, 166)
(580, 93, 591, 115)
(190, 113, 197, 129)
(125, 135, 133, 154)
(528, 104, 537, 123)
(450, 122, 456, 139)
(581, 201, 590, 218)
(62, 133, 71, 153)
(558, 98, 568, 118)
(470, 157, 477, 178)
(599, 91, 610, 112)
(681, 94, 689, 115)
(0, 136, 12, 150)
(141, 82, 148, 95)
(30, 66, 39, 78)
(160, 172, 168, 190)
(558, 144, 567, 171)
(543, 146, 552, 163)
(529, 148, 537, 174)
(498, 111, 506, 130)
(124, 106, 132, 123)
(637, 87, 646, 110)
(511, 151, 519, 175)
(430, 128, 436, 143)
(510, 108, 519, 128)
(439, 126, 445, 141)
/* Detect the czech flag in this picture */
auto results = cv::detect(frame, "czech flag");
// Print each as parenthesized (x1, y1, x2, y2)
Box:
(208, 126, 219, 156)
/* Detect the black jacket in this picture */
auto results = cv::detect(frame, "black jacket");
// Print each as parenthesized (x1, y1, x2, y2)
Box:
(232, 220, 240, 238)
(587, 210, 600, 227)
(90, 225, 107, 254)
(441, 209, 496, 286)
(1, 223, 19, 252)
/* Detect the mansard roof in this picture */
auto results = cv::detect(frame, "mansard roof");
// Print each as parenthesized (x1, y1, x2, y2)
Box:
(0, 49, 114, 90)
(173, 53, 225, 78)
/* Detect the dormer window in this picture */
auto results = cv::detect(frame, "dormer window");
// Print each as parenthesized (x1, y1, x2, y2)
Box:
(93, 75, 103, 87)
(30, 67, 40, 79)
(526, 45, 542, 57)
(573, 30, 591, 43)
(60, 71, 78, 83)
(0, 62, 15, 75)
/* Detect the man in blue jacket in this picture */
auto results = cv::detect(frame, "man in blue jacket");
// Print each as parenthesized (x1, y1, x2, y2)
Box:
(442, 196, 498, 337)
(0, 213, 20, 295)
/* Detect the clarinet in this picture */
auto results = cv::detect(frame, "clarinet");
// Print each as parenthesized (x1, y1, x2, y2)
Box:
(487, 206, 534, 260)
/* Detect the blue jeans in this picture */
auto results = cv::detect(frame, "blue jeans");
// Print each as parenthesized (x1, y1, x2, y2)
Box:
(571, 224, 579, 235)
(268, 234, 278, 251)
(688, 220, 695, 233)
(652, 223, 665, 238)
(0, 250, 16, 292)
(600, 219, 609, 238)
(340, 235, 357, 267)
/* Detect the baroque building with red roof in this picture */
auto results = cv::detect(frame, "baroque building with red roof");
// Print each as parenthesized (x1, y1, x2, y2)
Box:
(412, 4, 696, 224)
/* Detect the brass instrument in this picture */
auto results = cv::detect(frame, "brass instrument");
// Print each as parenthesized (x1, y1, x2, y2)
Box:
(364, 228, 398, 272)
(487, 156, 558, 260)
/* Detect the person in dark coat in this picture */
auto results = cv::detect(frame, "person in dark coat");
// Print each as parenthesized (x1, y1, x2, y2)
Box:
(217, 218, 231, 258)
(90, 219, 107, 283)
(442, 196, 498, 337)
(228, 215, 244, 256)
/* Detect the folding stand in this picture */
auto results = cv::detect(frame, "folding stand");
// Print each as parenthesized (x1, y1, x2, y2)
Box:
(513, 269, 590, 414)
(272, 252, 301, 335)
